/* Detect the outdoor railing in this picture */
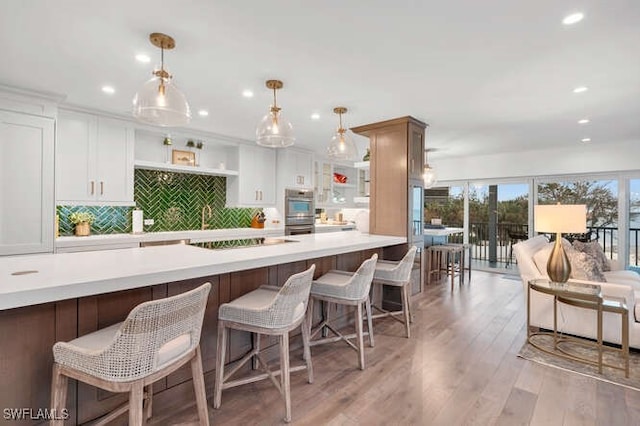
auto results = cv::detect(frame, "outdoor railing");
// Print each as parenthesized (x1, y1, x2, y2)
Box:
(444, 223, 639, 266)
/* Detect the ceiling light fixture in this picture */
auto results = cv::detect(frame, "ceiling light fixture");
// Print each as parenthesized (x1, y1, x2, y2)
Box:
(578, 118, 590, 124)
(198, 109, 209, 117)
(562, 12, 584, 25)
(311, 113, 320, 120)
(256, 79, 295, 148)
(242, 89, 254, 98)
(135, 54, 151, 63)
(327, 107, 358, 161)
(132, 32, 191, 127)
(423, 149, 437, 188)
(573, 86, 589, 93)
(581, 138, 591, 142)
(101, 86, 115, 94)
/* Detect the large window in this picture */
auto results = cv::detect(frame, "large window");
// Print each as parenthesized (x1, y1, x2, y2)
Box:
(630, 179, 640, 267)
(537, 179, 618, 260)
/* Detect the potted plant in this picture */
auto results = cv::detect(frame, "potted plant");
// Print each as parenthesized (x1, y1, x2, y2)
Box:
(69, 211, 96, 236)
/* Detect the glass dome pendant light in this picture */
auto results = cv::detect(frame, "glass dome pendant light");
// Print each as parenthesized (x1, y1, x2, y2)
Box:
(327, 106, 358, 161)
(132, 32, 191, 127)
(423, 149, 437, 188)
(256, 79, 295, 147)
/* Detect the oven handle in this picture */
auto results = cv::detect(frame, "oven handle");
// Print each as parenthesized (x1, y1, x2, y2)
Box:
(287, 197, 313, 202)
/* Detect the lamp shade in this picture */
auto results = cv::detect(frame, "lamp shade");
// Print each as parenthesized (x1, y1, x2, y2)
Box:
(423, 164, 437, 188)
(132, 74, 191, 127)
(256, 110, 295, 147)
(534, 204, 587, 233)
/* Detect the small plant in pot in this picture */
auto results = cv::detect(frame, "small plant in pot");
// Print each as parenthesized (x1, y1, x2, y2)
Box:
(69, 212, 96, 236)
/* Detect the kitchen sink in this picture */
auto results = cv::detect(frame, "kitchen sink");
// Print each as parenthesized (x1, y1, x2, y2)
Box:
(191, 237, 298, 250)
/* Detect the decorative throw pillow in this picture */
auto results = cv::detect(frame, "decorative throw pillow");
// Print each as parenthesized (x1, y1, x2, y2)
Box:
(572, 240, 611, 272)
(566, 248, 607, 282)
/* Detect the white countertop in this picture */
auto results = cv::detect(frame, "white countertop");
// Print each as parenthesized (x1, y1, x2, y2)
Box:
(1, 232, 405, 310)
(55, 227, 286, 248)
(423, 227, 464, 236)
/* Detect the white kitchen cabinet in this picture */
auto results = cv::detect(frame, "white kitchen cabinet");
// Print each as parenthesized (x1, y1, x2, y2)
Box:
(277, 148, 313, 189)
(226, 145, 276, 207)
(0, 110, 54, 255)
(56, 110, 134, 205)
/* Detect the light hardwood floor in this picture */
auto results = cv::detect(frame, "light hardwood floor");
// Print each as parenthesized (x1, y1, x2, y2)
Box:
(150, 271, 640, 425)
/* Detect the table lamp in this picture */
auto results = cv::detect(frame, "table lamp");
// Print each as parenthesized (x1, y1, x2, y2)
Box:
(534, 204, 587, 283)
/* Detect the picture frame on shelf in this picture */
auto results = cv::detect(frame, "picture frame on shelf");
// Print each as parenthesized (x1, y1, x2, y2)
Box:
(172, 149, 196, 166)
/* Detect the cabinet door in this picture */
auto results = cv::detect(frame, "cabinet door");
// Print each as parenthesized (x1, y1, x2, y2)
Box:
(0, 111, 54, 255)
(56, 110, 96, 202)
(408, 122, 425, 180)
(277, 149, 313, 189)
(95, 118, 134, 203)
(228, 145, 276, 206)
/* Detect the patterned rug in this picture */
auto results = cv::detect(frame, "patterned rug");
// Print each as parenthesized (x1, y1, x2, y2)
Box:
(518, 334, 640, 391)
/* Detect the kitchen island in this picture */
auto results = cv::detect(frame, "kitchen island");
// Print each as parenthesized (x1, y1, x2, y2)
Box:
(0, 232, 406, 425)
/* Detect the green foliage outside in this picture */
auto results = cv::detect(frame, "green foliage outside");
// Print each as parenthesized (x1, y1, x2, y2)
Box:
(425, 181, 617, 228)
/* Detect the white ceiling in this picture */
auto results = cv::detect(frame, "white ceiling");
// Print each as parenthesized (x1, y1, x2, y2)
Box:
(2, 0, 639, 160)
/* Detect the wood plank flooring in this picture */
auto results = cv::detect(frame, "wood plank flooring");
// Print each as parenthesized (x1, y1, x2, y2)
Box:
(150, 271, 640, 425)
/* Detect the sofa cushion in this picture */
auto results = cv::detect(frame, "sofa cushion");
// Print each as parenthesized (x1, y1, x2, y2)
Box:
(605, 270, 640, 288)
(572, 240, 612, 271)
(533, 241, 606, 282)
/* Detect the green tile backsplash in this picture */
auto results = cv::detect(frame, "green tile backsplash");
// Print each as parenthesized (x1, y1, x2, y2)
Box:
(57, 170, 259, 235)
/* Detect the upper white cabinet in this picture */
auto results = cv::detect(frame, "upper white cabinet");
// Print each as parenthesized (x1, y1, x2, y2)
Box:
(56, 110, 134, 205)
(0, 109, 54, 255)
(226, 145, 276, 207)
(277, 149, 313, 189)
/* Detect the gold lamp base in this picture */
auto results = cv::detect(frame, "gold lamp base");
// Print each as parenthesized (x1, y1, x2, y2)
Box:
(547, 232, 571, 283)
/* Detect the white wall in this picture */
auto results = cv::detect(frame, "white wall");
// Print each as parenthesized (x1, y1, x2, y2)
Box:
(435, 139, 640, 182)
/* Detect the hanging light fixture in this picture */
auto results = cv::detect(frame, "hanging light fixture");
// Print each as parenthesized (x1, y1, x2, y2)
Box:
(256, 79, 295, 147)
(132, 33, 191, 127)
(327, 107, 358, 161)
(423, 149, 437, 188)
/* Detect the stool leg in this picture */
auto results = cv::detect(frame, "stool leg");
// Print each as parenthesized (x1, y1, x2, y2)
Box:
(450, 252, 455, 291)
(322, 301, 330, 338)
(280, 333, 292, 423)
(365, 296, 375, 347)
(191, 346, 210, 426)
(213, 322, 228, 409)
(50, 363, 68, 426)
(355, 302, 365, 370)
(252, 332, 260, 370)
(402, 283, 411, 338)
(129, 382, 144, 426)
(304, 300, 314, 361)
(301, 315, 314, 384)
(143, 384, 153, 421)
(460, 250, 465, 285)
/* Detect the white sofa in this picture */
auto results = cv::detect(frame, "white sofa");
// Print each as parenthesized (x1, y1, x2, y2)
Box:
(513, 235, 640, 349)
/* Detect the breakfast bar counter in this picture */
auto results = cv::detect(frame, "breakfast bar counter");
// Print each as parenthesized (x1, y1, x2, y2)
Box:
(0, 232, 406, 425)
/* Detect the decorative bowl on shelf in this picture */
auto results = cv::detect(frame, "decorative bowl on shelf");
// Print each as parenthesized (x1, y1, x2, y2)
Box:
(333, 172, 347, 184)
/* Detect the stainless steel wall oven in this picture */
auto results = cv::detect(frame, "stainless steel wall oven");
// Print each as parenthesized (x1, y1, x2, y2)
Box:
(284, 189, 315, 235)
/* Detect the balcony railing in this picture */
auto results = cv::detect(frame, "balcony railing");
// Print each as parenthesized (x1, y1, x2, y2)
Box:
(444, 223, 638, 266)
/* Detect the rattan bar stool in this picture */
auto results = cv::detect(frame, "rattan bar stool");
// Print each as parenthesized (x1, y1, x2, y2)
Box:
(427, 245, 463, 290)
(50, 283, 212, 426)
(445, 243, 472, 284)
(308, 254, 378, 370)
(370, 246, 417, 338)
(213, 265, 315, 423)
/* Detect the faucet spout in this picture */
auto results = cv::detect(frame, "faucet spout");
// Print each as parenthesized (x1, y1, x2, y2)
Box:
(201, 204, 213, 230)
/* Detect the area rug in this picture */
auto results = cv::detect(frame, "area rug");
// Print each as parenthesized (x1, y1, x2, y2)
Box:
(518, 334, 640, 391)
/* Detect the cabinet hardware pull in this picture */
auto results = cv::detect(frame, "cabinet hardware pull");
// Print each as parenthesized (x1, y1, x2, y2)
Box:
(100, 181, 104, 195)
(90, 181, 95, 195)
(255, 190, 258, 201)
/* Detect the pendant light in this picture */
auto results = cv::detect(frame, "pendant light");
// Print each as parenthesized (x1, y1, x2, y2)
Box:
(132, 33, 191, 127)
(256, 79, 295, 147)
(423, 149, 437, 188)
(327, 107, 358, 161)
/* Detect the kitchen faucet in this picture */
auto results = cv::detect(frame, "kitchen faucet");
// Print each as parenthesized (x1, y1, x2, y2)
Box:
(201, 204, 213, 230)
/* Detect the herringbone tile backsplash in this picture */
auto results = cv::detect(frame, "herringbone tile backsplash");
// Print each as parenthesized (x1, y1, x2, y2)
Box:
(57, 170, 259, 235)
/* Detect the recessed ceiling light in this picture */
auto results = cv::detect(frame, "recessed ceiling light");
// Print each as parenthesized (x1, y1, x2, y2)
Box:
(573, 86, 589, 93)
(101, 85, 115, 94)
(581, 138, 591, 142)
(578, 119, 590, 124)
(135, 54, 151, 63)
(242, 89, 254, 98)
(563, 12, 584, 25)
(198, 109, 209, 117)
(310, 113, 320, 120)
